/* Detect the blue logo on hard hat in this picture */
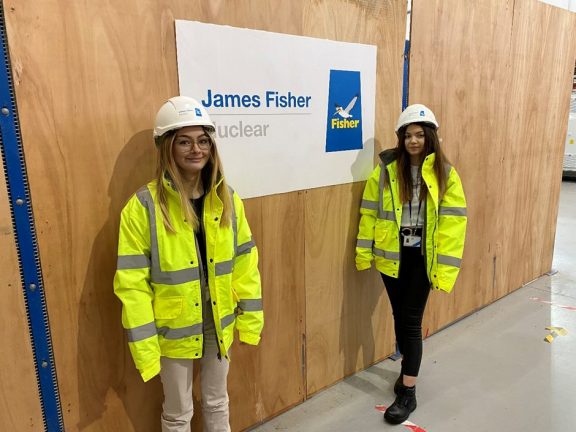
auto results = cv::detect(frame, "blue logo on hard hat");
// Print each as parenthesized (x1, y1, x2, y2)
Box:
(195, 108, 202, 116)
(325, 70, 363, 152)
(420, 110, 425, 116)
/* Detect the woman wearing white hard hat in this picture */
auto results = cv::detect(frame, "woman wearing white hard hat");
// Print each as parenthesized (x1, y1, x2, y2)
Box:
(114, 96, 263, 432)
(355, 104, 467, 424)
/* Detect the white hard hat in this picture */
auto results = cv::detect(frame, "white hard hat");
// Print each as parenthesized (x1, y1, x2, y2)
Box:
(153, 96, 215, 139)
(395, 104, 439, 133)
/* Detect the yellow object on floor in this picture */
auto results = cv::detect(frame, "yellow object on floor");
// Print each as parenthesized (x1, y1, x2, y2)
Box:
(544, 326, 568, 343)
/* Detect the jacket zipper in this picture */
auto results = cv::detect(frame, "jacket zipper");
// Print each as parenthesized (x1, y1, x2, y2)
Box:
(193, 233, 206, 358)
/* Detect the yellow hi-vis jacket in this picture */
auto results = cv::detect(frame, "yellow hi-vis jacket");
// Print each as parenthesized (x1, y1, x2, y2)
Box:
(356, 150, 467, 292)
(114, 176, 263, 382)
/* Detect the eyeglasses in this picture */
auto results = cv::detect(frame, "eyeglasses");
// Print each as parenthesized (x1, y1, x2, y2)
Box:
(174, 136, 212, 151)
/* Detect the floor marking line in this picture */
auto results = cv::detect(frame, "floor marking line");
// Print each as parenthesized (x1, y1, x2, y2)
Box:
(375, 405, 427, 431)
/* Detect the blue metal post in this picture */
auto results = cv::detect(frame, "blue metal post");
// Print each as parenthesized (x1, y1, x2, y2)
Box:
(402, 0, 413, 110)
(0, 4, 64, 431)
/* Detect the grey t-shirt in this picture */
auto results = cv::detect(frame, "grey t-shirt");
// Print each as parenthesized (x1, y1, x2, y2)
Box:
(400, 165, 423, 228)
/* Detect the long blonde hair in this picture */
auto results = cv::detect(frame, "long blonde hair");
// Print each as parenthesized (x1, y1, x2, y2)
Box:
(155, 127, 232, 233)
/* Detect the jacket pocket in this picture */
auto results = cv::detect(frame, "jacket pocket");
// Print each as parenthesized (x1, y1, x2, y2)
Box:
(375, 227, 388, 244)
(153, 296, 183, 320)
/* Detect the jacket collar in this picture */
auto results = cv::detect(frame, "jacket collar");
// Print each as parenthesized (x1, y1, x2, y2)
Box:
(378, 148, 398, 166)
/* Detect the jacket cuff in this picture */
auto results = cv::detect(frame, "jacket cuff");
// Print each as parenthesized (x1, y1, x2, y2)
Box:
(356, 261, 372, 271)
(140, 360, 161, 382)
(239, 331, 261, 345)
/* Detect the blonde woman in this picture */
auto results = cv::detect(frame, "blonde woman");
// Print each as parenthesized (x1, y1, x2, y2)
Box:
(114, 96, 263, 432)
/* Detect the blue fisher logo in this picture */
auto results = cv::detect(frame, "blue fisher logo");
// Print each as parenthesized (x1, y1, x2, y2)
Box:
(195, 108, 202, 116)
(326, 70, 363, 152)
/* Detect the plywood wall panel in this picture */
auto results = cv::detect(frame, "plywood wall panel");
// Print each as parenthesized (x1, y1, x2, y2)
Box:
(0, 160, 44, 430)
(411, 0, 576, 336)
(483, 0, 576, 300)
(499, 0, 575, 294)
(304, 183, 395, 396)
(228, 192, 306, 430)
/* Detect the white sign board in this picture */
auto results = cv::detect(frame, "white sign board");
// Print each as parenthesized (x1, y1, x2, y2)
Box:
(176, 21, 377, 198)
(538, 0, 576, 12)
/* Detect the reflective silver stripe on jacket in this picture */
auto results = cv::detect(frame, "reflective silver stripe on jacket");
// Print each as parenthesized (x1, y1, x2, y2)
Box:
(220, 313, 236, 330)
(439, 206, 467, 216)
(381, 210, 396, 221)
(126, 322, 157, 342)
(155, 268, 201, 285)
(237, 238, 256, 256)
(126, 322, 202, 342)
(238, 299, 263, 312)
(157, 323, 203, 340)
(136, 188, 201, 285)
(361, 199, 378, 211)
(117, 254, 150, 270)
(215, 260, 234, 276)
(437, 254, 462, 268)
(356, 239, 373, 249)
(373, 247, 400, 260)
(127, 321, 205, 342)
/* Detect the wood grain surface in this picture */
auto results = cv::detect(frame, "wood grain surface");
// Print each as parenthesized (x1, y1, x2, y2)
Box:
(2, 0, 575, 430)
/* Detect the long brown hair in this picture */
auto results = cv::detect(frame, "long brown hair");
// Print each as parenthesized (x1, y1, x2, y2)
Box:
(396, 123, 449, 203)
(155, 126, 232, 233)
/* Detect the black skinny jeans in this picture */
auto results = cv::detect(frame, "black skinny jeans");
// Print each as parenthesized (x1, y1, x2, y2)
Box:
(381, 244, 431, 377)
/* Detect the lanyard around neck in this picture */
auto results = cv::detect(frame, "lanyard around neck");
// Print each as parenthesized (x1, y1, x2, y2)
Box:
(408, 199, 422, 226)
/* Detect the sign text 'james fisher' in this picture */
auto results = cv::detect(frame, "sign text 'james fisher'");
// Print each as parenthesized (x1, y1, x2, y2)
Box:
(202, 89, 312, 108)
(201, 89, 311, 139)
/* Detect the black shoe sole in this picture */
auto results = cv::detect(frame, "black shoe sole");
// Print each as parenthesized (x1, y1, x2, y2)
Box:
(383, 404, 417, 425)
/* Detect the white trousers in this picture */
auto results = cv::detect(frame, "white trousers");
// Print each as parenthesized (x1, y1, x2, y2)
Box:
(160, 328, 230, 431)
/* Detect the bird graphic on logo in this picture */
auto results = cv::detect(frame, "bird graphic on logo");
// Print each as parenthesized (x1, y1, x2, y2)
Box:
(333, 94, 358, 118)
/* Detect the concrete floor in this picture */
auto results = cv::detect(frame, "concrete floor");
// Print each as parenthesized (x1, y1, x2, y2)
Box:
(251, 181, 576, 432)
